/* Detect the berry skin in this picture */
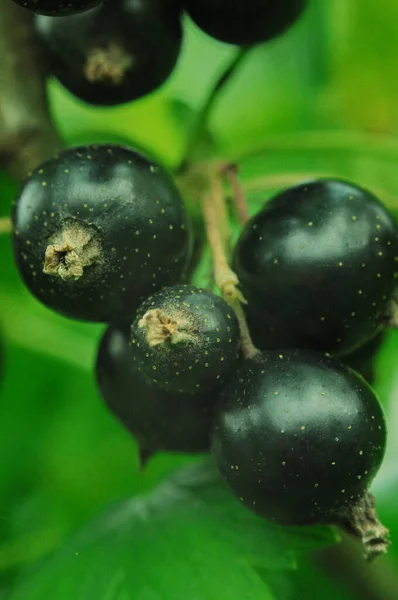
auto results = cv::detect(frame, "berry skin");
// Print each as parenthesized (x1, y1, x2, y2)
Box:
(130, 285, 241, 394)
(34, 0, 183, 106)
(12, 144, 192, 323)
(12, 0, 101, 16)
(211, 349, 389, 559)
(96, 324, 217, 455)
(183, 0, 306, 46)
(234, 179, 398, 355)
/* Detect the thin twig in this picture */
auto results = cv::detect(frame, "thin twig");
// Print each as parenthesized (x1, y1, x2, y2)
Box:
(202, 192, 239, 301)
(0, 0, 61, 180)
(212, 165, 232, 250)
(202, 177, 258, 360)
(222, 163, 251, 225)
(0, 218, 12, 235)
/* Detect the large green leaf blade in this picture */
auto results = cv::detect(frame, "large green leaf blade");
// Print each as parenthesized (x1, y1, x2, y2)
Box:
(7, 461, 339, 600)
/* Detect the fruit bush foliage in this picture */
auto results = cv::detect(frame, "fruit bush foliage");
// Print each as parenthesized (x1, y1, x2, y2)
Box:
(0, 1, 398, 599)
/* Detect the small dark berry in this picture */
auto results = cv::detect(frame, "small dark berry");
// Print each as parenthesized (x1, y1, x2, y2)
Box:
(212, 349, 389, 560)
(130, 285, 241, 394)
(183, 0, 306, 46)
(12, 144, 192, 323)
(34, 0, 183, 106)
(234, 179, 398, 355)
(96, 324, 217, 454)
(12, 0, 101, 16)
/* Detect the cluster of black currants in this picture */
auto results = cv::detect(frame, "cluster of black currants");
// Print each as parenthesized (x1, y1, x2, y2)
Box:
(12, 142, 398, 560)
(9, 0, 308, 106)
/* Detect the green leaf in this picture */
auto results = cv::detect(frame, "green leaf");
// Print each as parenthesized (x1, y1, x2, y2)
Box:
(7, 461, 338, 600)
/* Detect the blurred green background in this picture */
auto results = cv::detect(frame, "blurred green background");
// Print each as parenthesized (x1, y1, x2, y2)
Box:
(1, 0, 398, 598)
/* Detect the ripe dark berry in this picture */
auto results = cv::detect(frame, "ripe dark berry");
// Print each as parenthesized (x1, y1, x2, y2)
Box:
(34, 0, 183, 106)
(234, 179, 398, 355)
(211, 349, 389, 559)
(130, 285, 241, 394)
(96, 324, 217, 455)
(183, 0, 306, 46)
(12, 0, 101, 16)
(12, 144, 192, 323)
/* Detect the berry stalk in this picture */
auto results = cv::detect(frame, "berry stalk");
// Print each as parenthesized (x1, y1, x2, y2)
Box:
(202, 169, 258, 359)
(222, 163, 250, 225)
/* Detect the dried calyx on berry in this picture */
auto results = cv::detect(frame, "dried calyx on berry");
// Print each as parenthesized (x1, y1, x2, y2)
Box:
(130, 285, 241, 395)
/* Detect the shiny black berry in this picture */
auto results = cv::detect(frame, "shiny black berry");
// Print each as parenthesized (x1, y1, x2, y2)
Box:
(34, 0, 183, 106)
(183, 0, 306, 46)
(211, 349, 389, 559)
(234, 179, 398, 355)
(12, 144, 192, 323)
(96, 324, 216, 455)
(130, 285, 241, 394)
(12, 0, 101, 16)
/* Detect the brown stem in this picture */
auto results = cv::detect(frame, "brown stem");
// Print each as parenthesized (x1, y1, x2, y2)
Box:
(0, 0, 61, 180)
(202, 175, 259, 359)
(202, 191, 241, 301)
(0, 218, 12, 235)
(222, 163, 250, 226)
(212, 165, 232, 249)
(231, 301, 258, 359)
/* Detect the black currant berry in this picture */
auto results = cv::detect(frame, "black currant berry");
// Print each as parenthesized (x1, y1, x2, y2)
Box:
(13, 144, 192, 323)
(96, 324, 217, 455)
(130, 285, 241, 394)
(183, 0, 306, 46)
(211, 349, 389, 560)
(234, 179, 398, 355)
(12, 0, 101, 16)
(34, 0, 182, 106)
